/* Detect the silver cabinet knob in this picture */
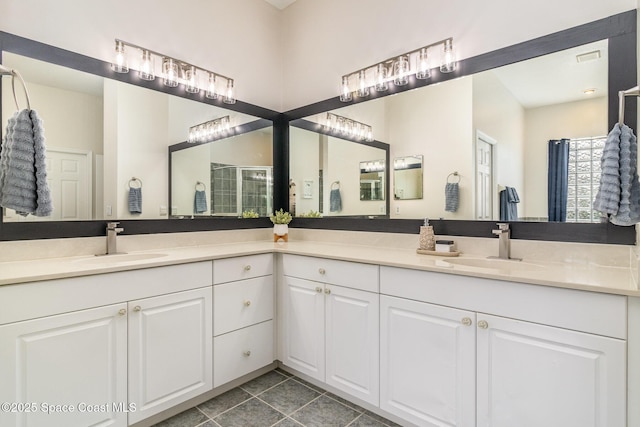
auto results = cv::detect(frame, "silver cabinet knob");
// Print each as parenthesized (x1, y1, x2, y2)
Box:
(324, 288, 331, 295)
(478, 320, 489, 329)
(118, 309, 127, 316)
(461, 317, 472, 326)
(315, 286, 323, 293)
(244, 265, 252, 271)
(318, 268, 326, 275)
(133, 306, 141, 312)
(244, 300, 251, 307)
(243, 350, 251, 357)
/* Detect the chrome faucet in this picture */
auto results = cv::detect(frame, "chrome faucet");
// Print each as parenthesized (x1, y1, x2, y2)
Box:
(491, 223, 519, 260)
(106, 222, 124, 255)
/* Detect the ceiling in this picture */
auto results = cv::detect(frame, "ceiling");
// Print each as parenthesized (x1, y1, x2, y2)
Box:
(263, 0, 297, 10)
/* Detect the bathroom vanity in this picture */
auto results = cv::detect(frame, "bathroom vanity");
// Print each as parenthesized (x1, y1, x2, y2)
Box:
(0, 237, 635, 427)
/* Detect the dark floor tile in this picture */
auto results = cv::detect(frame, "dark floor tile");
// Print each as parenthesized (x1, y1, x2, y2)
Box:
(290, 376, 326, 393)
(259, 379, 322, 415)
(325, 392, 365, 413)
(240, 370, 289, 395)
(153, 407, 209, 427)
(348, 414, 390, 427)
(198, 387, 252, 418)
(362, 411, 402, 427)
(196, 421, 219, 427)
(273, 418, 304, 427)
(275, 367, 294, 377)
(291, 395, 360, 427)
(214, 398, 285, 427)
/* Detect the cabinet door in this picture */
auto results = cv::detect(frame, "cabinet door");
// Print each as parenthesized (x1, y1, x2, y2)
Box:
(281, 276, 325, 381)
(0, 304, 128, 427)
(325, 285, 379, 406)
(477, 314, 626, 427)
(380, 296, 476, 427)
(128, 287, 212, 424)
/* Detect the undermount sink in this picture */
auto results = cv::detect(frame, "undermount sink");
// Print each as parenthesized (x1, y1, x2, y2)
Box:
(444, 257, 544, 272)
(76, 253, 168, 265)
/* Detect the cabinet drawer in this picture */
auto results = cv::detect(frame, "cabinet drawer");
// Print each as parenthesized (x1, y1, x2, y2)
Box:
(213, 254, 273, 284)
(214, 276, 274, 336)
(213, 320, 274, 388)
(282, 254, 379, 292)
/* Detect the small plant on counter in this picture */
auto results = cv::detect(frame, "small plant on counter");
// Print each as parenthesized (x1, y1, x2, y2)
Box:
(269, 208, 293, 224)
(298, 210, 322, 218)
(242, 209, 259, 218)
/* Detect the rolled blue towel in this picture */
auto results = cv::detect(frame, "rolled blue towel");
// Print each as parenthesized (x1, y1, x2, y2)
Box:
(128, 187, 142, 214)
(194, 190, 207, 214)
(330, 188, 342, 212)
(445, 182, 459, 212)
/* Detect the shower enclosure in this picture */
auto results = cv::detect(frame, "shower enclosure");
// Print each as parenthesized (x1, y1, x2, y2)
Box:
(210, 164, 273, 217)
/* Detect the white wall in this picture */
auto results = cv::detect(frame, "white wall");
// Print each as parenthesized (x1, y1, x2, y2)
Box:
(210, 130, 273, 166)
(0, 0, 283, 111)
(171, 144, 211, 216)
(289, 127, 321, 215)
(523, 96, 608, 219)
(281, 0, 635, 110)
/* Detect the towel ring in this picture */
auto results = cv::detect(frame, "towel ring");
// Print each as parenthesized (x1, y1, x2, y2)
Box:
(128, 177, 143, 189)
(331, 181, 340, 190)
(447, 172, 460, 184)
(0, 65, 31, 111)
(195, 181, 206, 191)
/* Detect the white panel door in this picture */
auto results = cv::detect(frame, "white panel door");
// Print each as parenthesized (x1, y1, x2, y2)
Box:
(325, 285, 379, 406)
(128, 287, 212, 424)
(477, 314, 626, 427)
(0, 303, 127, 427)
(475, 133, 494, 220)
(282, 276, 325, 381)
(46, 149, 91, 220)
(380, 296, 476, 427)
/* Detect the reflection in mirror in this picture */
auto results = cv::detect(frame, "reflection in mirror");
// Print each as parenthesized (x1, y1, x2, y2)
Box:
(170, 127, 273, 217)
(394, 155, 423, 200)
(290, 126, 388, 217)
(359, 160, 385, 201)
(1, 52, 260, 222)
(303, 39, 608, 222)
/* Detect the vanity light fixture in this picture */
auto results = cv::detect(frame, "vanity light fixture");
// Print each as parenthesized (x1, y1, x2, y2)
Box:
(110, 39, 236, 104)
(325, 112, 374, 142)
(338, 37, 457, 102)
(188, 116, 231, 144)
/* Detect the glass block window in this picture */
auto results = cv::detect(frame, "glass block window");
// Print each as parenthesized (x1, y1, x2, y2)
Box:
(566, 136, 606, 223)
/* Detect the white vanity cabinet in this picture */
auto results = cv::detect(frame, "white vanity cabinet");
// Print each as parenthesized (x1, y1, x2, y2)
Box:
(0, 261, 213, 427)
(127, 287, 212, 425)
(380, 266, 627, 427)
(280, 254, 380, 406)
(212, 254, 275, 388)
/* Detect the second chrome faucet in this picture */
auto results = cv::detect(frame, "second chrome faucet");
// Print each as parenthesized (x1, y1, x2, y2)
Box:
(491, 223, 520, 261)
(106, 222, 124, 255)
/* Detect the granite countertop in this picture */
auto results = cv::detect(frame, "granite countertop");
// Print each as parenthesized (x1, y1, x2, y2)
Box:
(0, 240, 637, 296)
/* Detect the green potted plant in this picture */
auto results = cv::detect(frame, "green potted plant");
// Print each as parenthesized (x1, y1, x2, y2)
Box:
(270, 208, 292, 242)
(241, 209, 259, 218)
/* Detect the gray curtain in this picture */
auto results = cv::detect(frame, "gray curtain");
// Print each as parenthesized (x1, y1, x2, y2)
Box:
(548, 139, 570, 222)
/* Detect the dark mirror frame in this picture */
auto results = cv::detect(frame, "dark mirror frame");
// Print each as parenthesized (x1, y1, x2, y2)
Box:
(281, 10, 637, 245)
(0, 9, 637, 245)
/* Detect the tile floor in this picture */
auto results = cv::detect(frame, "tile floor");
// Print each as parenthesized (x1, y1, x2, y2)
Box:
(153, 369, 402, 427)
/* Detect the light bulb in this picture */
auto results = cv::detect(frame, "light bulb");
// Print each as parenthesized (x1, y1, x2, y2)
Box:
(375, 63, 388, 92)
(339, 76, 352, 102)
(357, 70, 369, 97)
(139, 50, 155, 81)
(206, 73, 218, 99)
(111, 40, 129, 73)
(440, 39, 457, 73)
(162, 57, 179, 87)
(325, 113, 333, 130)
(184, 65, 199, 93)
(416, 48, 430, 79)
(393, 55, 409, 86)
(366, 126, 373, 142)
(223, 79, 236, 104)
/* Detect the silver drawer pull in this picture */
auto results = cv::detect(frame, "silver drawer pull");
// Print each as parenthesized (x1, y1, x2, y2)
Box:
(134, 306, 141, 312)
(118, 309, 127, 316)
(315, 287, 323, 293)
(478, 320, 489, 329)
(318, 268, 326, 275)
(324, 288, 331, 295)
(461, 317, 472, 326)
(244, 300, 251, 307)
(243, 350, 251, 357)
(244, 265, 252, 271)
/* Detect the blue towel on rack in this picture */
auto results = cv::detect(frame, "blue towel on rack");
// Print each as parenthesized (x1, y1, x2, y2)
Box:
(445, 182, 459, 212)
(330, 188, 342, 212)
(128, 187, 142, 214)
(194, 190, 207, 214)
(499, 187, 519, 221)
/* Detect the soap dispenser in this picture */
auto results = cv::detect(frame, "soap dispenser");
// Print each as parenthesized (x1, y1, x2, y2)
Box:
(419, 218, 436, 251)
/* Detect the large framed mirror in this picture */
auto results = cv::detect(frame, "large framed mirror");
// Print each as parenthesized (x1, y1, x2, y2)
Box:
(284, 10, 636, 244)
